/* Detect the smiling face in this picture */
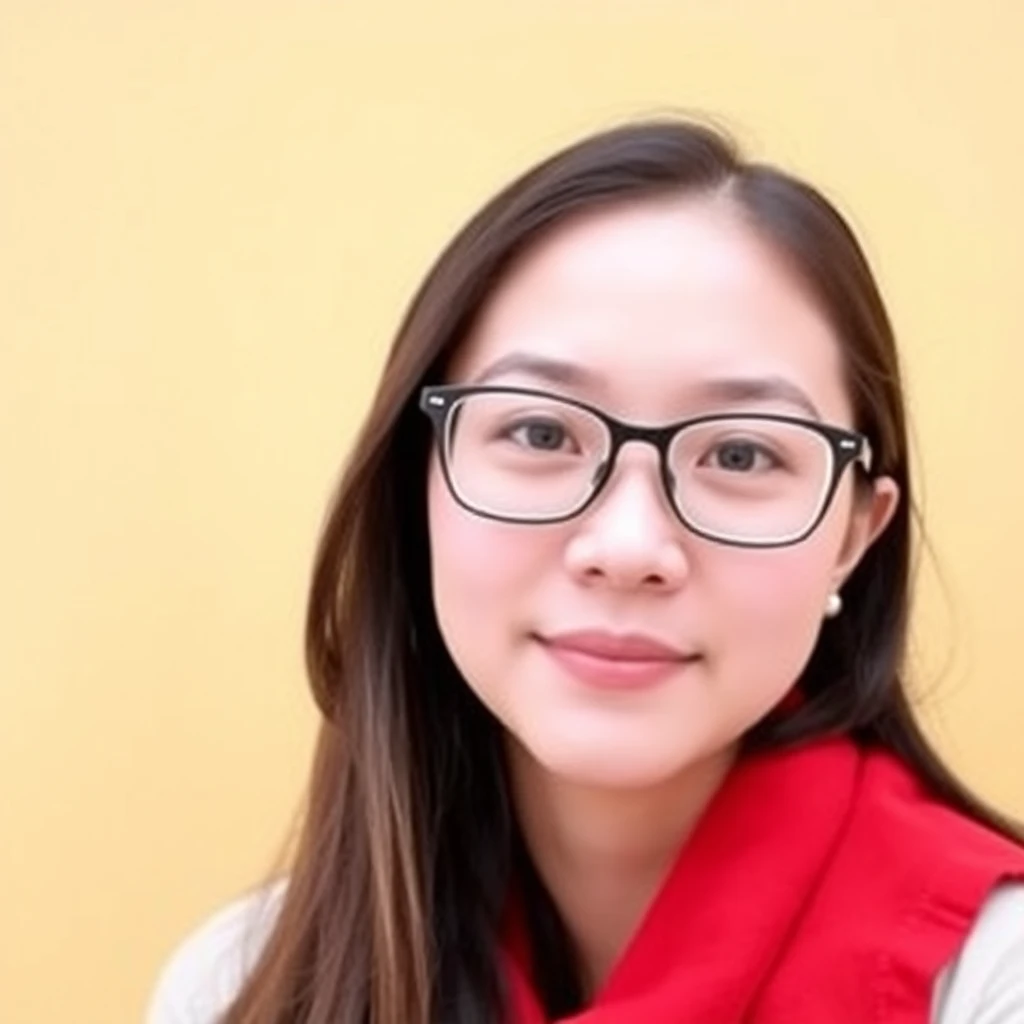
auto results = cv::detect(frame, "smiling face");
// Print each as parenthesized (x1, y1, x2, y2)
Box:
(426, 194, 897, 791)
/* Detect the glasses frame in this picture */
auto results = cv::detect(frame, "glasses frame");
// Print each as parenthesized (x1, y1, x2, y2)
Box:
(420, 384, 874, 549)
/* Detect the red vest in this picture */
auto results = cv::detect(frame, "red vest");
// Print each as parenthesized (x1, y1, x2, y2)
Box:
(502, 737, 1024, 1022)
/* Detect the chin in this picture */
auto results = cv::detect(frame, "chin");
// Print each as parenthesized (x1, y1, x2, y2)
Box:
(528, 734, 704, 791)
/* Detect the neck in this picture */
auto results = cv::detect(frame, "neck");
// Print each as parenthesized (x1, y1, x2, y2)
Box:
(507, 740, 738, 999)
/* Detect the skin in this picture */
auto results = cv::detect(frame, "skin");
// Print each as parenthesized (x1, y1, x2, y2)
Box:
(426, 194, 899, 997)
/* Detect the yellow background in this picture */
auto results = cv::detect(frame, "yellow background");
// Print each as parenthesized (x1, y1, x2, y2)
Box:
(3, 2, 1022, 1020)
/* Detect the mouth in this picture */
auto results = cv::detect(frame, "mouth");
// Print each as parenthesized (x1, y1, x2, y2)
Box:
(533, 630, 701, 690)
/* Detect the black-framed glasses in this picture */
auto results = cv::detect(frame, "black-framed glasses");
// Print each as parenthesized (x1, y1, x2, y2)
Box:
(419, 384, 873, 548)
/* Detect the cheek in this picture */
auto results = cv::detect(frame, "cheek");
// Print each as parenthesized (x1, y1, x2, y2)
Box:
(426, 461, 552, 696)
(726, 548, 829, 626)
(707, 522, 844, 690)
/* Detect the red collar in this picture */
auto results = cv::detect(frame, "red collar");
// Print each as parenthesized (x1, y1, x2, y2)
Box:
(502, 738, 1024, 1023)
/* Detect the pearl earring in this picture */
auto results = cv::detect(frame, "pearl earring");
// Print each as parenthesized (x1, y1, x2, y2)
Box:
(824, 592, 843, 619)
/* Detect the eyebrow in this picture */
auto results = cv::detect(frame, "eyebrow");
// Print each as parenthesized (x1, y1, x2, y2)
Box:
(689, 376, 823, 420)
(471, 352, 600, 390)
(470, 351, 823, 421)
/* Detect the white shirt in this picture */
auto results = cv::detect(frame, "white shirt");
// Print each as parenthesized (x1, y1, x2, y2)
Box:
(146, 882, 1024, 1022)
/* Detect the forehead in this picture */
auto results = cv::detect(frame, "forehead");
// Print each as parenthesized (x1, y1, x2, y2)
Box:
(450, 196, 852, 425)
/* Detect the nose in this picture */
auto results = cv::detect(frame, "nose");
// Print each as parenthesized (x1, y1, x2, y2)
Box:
(563, 445, 691, 593)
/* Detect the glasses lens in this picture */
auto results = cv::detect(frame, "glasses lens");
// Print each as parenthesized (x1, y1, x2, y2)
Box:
(445, 392, 610, 520)
(668, 418, 834, 543)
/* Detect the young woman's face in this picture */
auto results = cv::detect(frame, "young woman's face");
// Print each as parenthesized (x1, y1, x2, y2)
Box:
(427, 196, 897, 789)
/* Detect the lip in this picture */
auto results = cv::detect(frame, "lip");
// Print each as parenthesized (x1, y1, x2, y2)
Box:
(536, 630, 698, 690)
(541, 629, 691, 660)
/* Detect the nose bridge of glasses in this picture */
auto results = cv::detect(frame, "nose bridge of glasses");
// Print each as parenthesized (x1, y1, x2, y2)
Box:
(589, 422, 682, 521)
(600, 419, 680, 480)
(601, 416, 678, 462)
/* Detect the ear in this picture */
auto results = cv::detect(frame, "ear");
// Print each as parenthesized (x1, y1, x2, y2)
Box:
(831, 475, 900, 587)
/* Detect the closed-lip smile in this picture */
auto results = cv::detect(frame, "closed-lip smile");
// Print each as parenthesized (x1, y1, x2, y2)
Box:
(535, 630, 698, 690)
(539, 629, 693, 661)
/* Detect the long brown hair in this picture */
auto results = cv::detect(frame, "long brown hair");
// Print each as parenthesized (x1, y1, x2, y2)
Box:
(222, 118, 1020, 1024)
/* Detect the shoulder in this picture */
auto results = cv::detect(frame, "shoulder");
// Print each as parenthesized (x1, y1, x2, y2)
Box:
(852, 749, 1024, 890)
(933, 882, 1024, 1023)
(145, 880, 287, 1024)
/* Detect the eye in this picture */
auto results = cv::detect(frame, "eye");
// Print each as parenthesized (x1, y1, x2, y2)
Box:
(702, 439, 781, 472)
(505, 418, 579, 453)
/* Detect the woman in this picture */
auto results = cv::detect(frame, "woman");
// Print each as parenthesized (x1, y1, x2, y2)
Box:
(148, 118, 1024, 1023)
